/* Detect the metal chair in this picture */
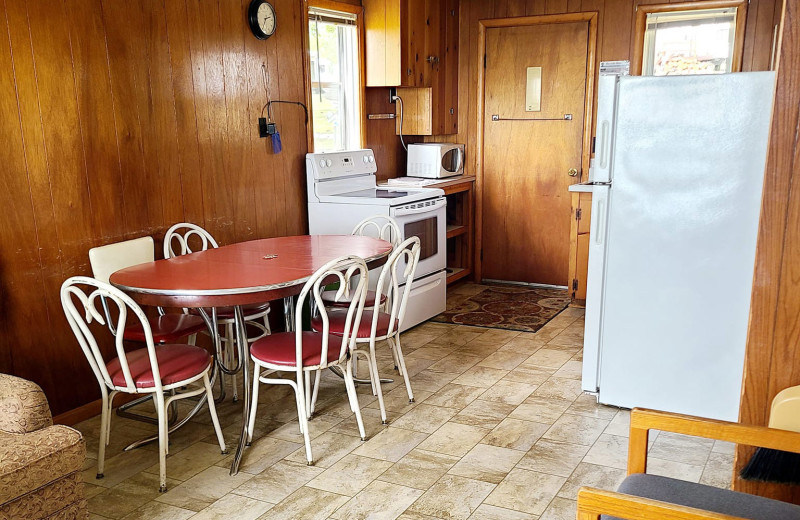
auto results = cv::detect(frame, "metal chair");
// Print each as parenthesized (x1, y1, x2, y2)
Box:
(246, 256, 369, 465)
(60, 277, 226, 492)
(163, 223, 272, 401)
(312, 236, 421, 424)
(321, 215, 402, 309)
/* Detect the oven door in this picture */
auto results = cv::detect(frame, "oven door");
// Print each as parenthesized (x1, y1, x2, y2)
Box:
(390, 197, 447, 280)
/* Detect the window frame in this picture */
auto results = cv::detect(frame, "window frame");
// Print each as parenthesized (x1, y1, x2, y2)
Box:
(303, 0, 366, 152)
(632, 0, 748, 76)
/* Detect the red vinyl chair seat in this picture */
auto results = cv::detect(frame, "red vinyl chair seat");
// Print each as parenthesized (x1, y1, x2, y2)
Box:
(123, 314, 207, 344)
(250, 332, 343, 368)
(311, 309, 398, 339)
(188, 302, 271, 320)
(321, 290, 387, 308)
(107, 344, 212, 389)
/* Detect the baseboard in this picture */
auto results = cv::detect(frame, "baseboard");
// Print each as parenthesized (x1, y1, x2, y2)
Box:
(53, 393, 143, 426)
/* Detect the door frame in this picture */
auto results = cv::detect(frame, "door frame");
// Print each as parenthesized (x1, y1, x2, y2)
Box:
(474, 12, 598, 291)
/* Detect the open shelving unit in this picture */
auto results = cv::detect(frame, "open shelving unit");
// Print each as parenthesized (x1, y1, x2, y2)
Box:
(436, 177, 475, 285)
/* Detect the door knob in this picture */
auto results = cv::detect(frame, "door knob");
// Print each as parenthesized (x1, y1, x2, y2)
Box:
(568, 168, 579, 177)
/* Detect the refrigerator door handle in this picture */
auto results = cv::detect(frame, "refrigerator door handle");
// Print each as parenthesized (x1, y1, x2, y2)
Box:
(594, 198, 606, 244)
(597, 120, 611, 169)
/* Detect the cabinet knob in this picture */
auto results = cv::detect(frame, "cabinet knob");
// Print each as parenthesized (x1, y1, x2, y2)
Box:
(568, 168, 579, 177)
(426, 56, 440, 65)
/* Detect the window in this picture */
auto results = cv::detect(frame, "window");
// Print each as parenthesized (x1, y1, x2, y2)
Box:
(308, 7, 362, 152)
(634, 1, 746, 76)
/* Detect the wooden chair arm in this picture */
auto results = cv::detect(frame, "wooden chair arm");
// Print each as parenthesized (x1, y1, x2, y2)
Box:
(577, 487, 747, 520)
(627, 408, 800, 474)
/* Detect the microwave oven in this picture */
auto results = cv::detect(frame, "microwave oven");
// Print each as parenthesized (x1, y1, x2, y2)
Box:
(406, 143, 465, 178)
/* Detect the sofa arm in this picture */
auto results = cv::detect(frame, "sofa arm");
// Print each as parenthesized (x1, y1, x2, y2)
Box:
(577, 487, 746, 520)
(0, 374, 52, 434)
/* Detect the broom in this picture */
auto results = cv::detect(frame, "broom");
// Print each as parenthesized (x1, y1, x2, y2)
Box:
(739, 385, 800, 484)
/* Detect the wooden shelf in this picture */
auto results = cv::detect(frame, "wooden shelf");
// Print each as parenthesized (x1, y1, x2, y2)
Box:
(446, 267, 471, 284)
(447, 224, 468, 239)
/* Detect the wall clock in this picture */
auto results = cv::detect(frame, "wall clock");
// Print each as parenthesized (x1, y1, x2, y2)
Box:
(248, 0, 276, 40)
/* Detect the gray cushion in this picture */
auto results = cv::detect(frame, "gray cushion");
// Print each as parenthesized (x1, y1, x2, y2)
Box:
(601, 473, 800, 520)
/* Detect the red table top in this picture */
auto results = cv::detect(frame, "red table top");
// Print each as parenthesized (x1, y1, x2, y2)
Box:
(109, 235, 392, 307)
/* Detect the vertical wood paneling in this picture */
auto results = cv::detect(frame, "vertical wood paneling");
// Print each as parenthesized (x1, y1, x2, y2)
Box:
(1, 0, 311, 415)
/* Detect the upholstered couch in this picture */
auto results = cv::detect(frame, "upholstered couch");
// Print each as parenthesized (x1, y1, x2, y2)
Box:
(0, 374, 87, 519)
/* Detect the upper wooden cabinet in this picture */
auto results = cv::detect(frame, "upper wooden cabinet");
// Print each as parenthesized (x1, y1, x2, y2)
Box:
(364, 0, 459, 135)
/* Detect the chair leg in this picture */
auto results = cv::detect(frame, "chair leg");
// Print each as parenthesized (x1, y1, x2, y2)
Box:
(304, 371, 312, 419)
(310, 370, 322, 416)
(391, 335, 415, 403)
(226, 323, 238, 402)
(247, 365, 261, 445)
(263, 314, 271, 335)
(154, 391, 168, 492)
(368, 342, 388, 424)
(295, 372, 313, 465)
(204, 374, 227, 454)
(343, 360, 367, 440)
(96, 389, 113, 479)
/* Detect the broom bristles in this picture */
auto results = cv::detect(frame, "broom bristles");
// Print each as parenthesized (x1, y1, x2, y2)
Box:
(740, 447, 800, 485)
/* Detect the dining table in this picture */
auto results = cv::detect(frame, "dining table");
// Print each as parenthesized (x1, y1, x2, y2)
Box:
(109, 234, 393, 475)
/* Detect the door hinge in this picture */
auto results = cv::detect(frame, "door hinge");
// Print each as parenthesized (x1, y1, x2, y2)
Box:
(572, 279, 579, 291)
(576, 208, 582, 221)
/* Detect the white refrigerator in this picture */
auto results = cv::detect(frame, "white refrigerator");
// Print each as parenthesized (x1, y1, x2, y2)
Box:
(571, 72, 775, 421)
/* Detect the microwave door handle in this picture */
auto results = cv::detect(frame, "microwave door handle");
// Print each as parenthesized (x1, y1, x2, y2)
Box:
(394, 199, 446, 216)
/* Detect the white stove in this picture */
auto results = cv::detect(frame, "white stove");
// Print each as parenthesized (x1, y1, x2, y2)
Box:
(306, 149, 447, 331)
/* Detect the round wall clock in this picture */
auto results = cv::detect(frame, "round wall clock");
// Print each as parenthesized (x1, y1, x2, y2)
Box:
(248, 0, 276, 40)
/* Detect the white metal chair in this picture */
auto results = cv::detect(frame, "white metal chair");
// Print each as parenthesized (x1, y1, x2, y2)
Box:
(246, 256, 369, 465)
(60, 277, 226, 492)
(312, 236, 421, 424)
(163, 223, 272, 400)
(321, 215, 402, 309)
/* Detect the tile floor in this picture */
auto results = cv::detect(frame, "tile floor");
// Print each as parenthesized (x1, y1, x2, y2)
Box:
(76, 287, 734, 520)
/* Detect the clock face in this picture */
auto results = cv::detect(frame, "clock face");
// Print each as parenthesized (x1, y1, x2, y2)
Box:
(257, 3, 276, 36)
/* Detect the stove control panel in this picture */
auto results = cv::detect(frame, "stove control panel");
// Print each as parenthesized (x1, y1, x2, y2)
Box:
(306, 149, 377, 180)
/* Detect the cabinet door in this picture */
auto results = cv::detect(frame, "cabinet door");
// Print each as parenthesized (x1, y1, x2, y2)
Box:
(442, 0, 459, 133)
(403, 0, 427, 86)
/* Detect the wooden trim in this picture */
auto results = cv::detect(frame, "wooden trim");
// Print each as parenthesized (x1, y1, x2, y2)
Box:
(632, 0, 748, 76)
(303, 0, 366, 151)
(474, 12, 598, 284)
(577, 488, 746, 520)
(53, 393, 141, 427)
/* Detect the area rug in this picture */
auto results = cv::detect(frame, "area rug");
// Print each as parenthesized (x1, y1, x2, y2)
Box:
(432, 282, 571, 333)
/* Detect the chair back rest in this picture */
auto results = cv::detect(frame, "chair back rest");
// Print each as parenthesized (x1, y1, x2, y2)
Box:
(371, 236, 421, 337)
(300, 256, 368, 370)
(88, 237, 155, 283)
(351, 216, 402, 248)
(60, 276, 162, 393)
(163, 222, 219, 258)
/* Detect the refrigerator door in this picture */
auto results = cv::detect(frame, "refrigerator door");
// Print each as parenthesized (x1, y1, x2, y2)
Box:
(581, 183, 610, 392)
(597, 72, 775, 421)
(589, 75, 618, 183)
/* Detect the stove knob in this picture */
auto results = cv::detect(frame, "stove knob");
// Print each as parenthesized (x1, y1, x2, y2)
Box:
(363, 156, 368, 163)
(319, 159, 326, 168)
(368, 156, 374, 163)
(326, 159, 332, 167)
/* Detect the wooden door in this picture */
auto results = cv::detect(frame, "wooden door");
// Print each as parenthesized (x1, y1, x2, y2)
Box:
(482, 22, 588, 286)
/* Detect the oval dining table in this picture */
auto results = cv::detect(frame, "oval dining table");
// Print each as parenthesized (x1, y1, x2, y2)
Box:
(109, 235, 393, 475)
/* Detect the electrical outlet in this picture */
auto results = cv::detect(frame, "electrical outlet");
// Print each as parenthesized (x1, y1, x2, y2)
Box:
(258, 117, 269, 138)
(389, 87, 397, 103)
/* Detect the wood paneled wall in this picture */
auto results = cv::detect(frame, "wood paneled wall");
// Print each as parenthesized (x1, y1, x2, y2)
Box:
(0, 0, 310, 416)
(420, 0, 782, 176)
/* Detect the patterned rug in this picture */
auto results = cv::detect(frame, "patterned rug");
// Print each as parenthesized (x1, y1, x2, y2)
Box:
(432, 282, 571, 333)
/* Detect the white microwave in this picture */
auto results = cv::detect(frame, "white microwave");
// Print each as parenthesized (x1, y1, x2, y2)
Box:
(406, 143, 465, 178)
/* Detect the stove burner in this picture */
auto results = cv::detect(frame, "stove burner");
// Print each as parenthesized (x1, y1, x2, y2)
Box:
(341, 189, 410, 199)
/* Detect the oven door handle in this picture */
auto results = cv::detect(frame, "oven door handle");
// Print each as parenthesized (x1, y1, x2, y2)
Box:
(393, 198, 446, 216)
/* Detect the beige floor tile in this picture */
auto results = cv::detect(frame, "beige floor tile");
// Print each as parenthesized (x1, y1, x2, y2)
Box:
(83, 448, 163, 489)
(522, 349, 574, 369)
(406, 370, 459, 393)
(565, 394, 619, 421)
(366, 387, 433, 415)
(452, 366, 510, 389)
(407, 344, 457, 360)
(425, 383, 487, 409)
(407, 475, 496, 520)
(142, 442, 227, 482)
(510, 396, 572, 424)
(156, 466, 254, 512)
(583, 434, 629, 470)
(699, 451, 734, 489)
(307, 454, 394, 496)
(557, 462, 627, 500)
(427, 353, 484, 374)
(221, 436, 302, 475)
(232, 460, 324, 504)
(401, 356, 438, 378)
(539, 497, 577, 520)
(646, 457, 705, 483)
(397, 512, 442, 520)
(546, 330, 584, 350)
(255, 486, 349, 520)
(416, 422, 490, 457)
(603, 410, 631, 437)
(648, 431, 714, 466)
(457, 340, 505, 358)
(478, 380, 537, 406)
(542, 413, 609, 446)
(330, 480, 424, 520)
(481, 418, 550, 452)
(391, 403, 459, 433)
(328, 406, 390, 439)
(502, 366, 554, 385)
(448, 444, 524, 484)
(553, 360, 583, 379)
(452, 400, 516, 429)
(484, 468, 565, 516)
(353, 427, 429, 462)
(378, 448, 460, 489)
(496, 336, 546, 355)
(712, 440, 736, 455)
(118, 501, 195, 520)
(267, 414, 343, 443)
(517, 439, 589, 477)
(477, 351, 529, 371)
(89, 473, 182, 519)
(284, 431, 364, 468)
(191, 494, 273, 520)
(531, 377, 582, 402)
(468, 504, 536, 520)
